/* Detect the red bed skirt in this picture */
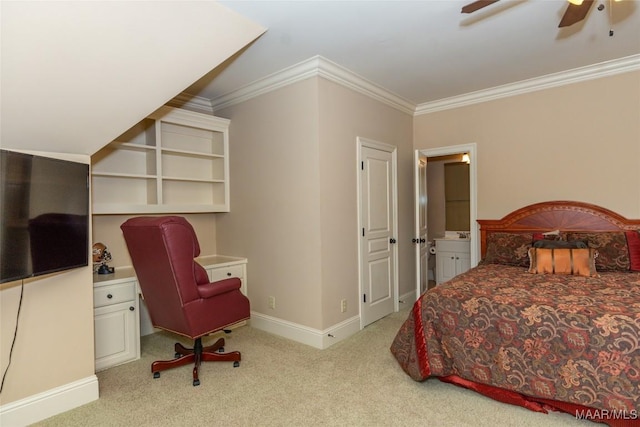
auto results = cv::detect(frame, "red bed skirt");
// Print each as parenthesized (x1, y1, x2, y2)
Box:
(439, 374, 640, 427)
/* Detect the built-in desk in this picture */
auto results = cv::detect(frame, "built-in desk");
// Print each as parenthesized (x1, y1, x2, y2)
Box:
(92, 255, 247, 371)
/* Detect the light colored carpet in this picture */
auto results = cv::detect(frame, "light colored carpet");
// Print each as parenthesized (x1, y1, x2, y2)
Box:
(36, 306, 591, 426)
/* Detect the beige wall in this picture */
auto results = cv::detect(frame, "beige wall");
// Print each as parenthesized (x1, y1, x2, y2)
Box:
(215, 76, 414, 329)
(216, 78, 323, 327)
(0, 154, 94, 405)
(317, 79, 415, 316)
(0, 268, 95, 403)
(414, 71, 640, 221)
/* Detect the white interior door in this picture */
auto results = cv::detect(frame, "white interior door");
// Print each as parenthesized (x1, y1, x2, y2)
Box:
(414, 151, 429, 297)
(358, 139, 397, 327)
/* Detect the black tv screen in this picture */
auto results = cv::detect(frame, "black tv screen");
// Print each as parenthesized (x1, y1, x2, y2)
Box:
(0, 150, 90, 284)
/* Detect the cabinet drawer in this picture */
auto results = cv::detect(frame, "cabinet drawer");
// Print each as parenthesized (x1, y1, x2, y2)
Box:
(94, 282, 136, 308)
(208, 265, 244, 282)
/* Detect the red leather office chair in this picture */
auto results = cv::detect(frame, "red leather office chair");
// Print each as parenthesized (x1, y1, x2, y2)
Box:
(121, 216, 250, 386)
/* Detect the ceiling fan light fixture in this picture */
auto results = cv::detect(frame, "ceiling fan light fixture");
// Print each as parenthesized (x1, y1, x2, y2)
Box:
(568, 0, 584, 5)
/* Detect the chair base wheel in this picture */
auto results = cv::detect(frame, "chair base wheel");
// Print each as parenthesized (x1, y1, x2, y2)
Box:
(150, 337, 242, 384)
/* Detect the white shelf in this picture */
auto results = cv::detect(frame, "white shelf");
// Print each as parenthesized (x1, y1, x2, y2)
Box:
(92, 172, 158, 179)
(91, 106, 230, 214)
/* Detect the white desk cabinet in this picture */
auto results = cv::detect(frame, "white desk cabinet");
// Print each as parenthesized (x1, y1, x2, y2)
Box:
(93, 274, 141, 371)
(435, 239, 471, 285)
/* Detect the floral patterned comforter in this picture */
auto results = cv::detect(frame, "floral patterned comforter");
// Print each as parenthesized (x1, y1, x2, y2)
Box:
(391, 263, 640, 413)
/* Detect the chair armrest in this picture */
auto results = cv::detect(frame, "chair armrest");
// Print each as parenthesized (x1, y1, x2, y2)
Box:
(197, 277, 242, 299)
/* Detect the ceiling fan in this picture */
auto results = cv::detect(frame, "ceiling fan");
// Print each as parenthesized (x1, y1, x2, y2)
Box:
(461, 0, 602, 28)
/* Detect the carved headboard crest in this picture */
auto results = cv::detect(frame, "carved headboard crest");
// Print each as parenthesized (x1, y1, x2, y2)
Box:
(477, 201, 640, 257)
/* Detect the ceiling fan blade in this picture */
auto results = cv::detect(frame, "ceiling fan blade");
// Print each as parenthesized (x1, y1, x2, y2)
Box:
(558, 0, 594, 27)
(461, 0, 500, 14)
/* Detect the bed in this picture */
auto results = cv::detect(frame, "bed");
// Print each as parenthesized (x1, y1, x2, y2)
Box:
(391, 201, 640, 426)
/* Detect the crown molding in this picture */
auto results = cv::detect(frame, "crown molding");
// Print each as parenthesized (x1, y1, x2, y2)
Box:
(415, 54, 640, 115)
(193, 53, 639, 117)
(314, 56, 416, 115)
(167, 93, 214, 114)
(210, 55, 415, 115)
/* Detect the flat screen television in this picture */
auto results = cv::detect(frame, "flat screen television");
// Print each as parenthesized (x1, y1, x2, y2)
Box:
(0, 149, 90, 284)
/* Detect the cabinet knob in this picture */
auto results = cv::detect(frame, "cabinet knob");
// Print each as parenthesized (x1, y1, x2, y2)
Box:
(129, 306, 135, 311)
(107, 294, 113, 299)
(227, 272, 232, 276)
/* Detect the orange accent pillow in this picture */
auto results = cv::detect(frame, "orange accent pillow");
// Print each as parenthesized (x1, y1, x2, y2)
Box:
(528, 248, 598, 277)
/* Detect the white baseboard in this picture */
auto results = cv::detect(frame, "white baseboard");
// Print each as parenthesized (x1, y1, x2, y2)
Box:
(0, 375, 99, 426)
(250, 311, 360, 350)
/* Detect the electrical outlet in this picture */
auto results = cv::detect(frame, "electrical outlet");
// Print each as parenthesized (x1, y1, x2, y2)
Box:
(340, 299, 347, 313)
(268, 296, 276, 309)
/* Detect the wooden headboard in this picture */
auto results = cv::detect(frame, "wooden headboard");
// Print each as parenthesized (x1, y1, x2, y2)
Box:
(477, 201, 640, 258)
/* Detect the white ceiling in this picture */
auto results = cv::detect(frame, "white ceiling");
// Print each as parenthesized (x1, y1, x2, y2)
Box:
(186, 0, 640, 108)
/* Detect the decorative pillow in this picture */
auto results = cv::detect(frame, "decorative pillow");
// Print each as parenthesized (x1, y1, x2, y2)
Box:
(482, 232, 533, 267)
(533, 239, 587, 249)
(532, 230, 563, 242)
(528, 248, 598, 277)
(565, 232, 630, 271)
(626, 230, 640, 272)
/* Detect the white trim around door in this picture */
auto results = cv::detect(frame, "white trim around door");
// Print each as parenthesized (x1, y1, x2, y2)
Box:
(414, 143, 478, 300)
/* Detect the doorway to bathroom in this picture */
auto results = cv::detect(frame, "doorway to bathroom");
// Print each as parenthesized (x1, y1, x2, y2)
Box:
(414, 143, 477, 299)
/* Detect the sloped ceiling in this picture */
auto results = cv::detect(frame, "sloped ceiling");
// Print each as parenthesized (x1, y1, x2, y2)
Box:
(0, 1, 265, 155)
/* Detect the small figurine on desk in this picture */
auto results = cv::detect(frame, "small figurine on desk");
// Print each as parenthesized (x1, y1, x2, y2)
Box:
(92, 242, 115, 274)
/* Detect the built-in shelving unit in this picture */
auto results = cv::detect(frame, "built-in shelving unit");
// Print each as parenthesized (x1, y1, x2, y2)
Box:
(92, 106, 230, 214)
